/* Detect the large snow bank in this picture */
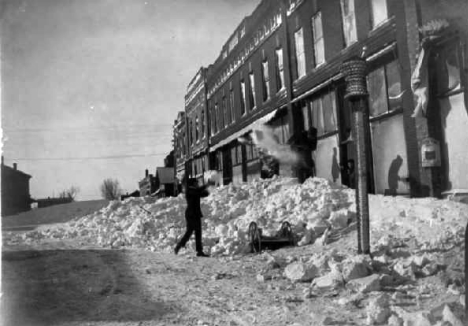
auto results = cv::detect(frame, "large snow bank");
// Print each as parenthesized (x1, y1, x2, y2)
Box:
(6, 176, 468, 256)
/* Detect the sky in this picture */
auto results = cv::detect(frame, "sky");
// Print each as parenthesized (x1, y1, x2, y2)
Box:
(1, 0, 261, 200)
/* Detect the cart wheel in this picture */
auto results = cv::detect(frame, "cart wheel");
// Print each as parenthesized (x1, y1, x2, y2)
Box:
(248, 222, 262, 253)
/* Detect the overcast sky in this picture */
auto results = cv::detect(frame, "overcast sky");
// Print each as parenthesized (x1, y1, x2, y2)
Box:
(1, 0, 260, 200)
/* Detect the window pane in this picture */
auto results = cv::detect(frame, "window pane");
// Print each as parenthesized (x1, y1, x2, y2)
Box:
(368, 67, 388, 116)
(311, 98, 324, 135)
(262, 60, 270, 101)
(371, 0, 388, 28)
(302, 103, 310, 130)
(312, 12, 323, 39)
(340, 0, 357, 46)
(294, 28, 306, 78)
(240, 80, 246, 115)
(276, 48, 285, 90)
(386, 61, 403, 111)
(249, 72, 256, 109)
(323, 92, 337, 133)
(312, 13, 325, 66)
(230, 91, 235, 122)
(315, 38, 325, 66)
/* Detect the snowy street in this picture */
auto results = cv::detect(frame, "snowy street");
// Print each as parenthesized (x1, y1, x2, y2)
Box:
(2, 176, 467, 325)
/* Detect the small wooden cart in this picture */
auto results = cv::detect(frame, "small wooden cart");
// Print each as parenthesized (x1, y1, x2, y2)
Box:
(248, 221, 295, 253)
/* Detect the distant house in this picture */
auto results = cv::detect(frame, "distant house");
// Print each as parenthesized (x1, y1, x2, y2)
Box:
(121, 189, 140, 201)
(139, 169, 156, 197)
(154, 167, 175, 198)
(34, 197, 73, 208)
(1, 157, 32, 216)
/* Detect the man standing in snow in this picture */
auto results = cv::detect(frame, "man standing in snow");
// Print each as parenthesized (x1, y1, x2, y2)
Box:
(174, 177, 211, 257)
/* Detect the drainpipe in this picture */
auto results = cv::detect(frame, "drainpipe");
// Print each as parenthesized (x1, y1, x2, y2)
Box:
(465, 221, 467, 314)
(341, 55, 371, 255)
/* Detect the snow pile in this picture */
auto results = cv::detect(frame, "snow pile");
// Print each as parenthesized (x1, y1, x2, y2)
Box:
(5, 176, 468, 257)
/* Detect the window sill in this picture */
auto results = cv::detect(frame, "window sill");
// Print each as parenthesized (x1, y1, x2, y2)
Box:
(276, 87, 286, 95)
(369, 107, 403, 123)
(293, 74, 308, 85)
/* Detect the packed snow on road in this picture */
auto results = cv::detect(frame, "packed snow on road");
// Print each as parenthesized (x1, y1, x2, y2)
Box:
(3, 176, 467, 325)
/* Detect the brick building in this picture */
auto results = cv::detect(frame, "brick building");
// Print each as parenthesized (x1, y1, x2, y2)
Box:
(185, 68, 210, 185)
(174, 0, 468, 199)
(1, 158, 32, 216)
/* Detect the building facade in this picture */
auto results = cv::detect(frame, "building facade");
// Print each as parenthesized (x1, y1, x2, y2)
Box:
(173, 111, 188, 188)
(185, 68, 210, 184)
(1, 159, 32, 216)
(174, 0, 468, 199)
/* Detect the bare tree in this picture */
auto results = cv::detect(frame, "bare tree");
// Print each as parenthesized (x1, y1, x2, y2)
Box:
(58, 186, 80, 201)
(100, 178, 122, 200)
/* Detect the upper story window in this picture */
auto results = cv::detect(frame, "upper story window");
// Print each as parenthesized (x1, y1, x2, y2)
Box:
(340, 0, 357, 47)
(229, 89, 236, 123)
(311, 12, 325, 67)
(294, 28, 306, 79)
(189, 120, 194, 144)
(262, 59, 271, 101)
(223, 95, 229, 127)
(248, 72, 257, 110)
(210, 105, 215, 136)
(310, 91, 338, 136)
(367, 60, 403, 117)
(240, 79, 247, 115)
(370, 0, 388, 29)
(201, 110, 205, 138)
(195, 115, 199, 142)
(214, 102, 219, 134)
(275, 48, 285, 91)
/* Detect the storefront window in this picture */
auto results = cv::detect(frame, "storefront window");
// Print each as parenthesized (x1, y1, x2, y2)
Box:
(310, 91, 337, 136)
(368, 60, 402, 117)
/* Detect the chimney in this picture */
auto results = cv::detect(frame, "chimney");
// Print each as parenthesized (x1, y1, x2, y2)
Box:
(145, 169, 149, 177)
(1, 156, 4, 165)
(13, 163, 17, 170)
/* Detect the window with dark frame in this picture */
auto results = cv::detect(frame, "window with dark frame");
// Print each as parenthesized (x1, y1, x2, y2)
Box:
(214, 102, 219, 134)
(230, 89, 235, 123)
(195, 115, 199, 142)
(240, 79, 247, 115)
(223, 95, 229, 127)
(275, 48, 285, 91)
(248, 71, 257, 110)
(201, 109, 205, 138)
(262, 59, 271, 101)
(219, 98, 224, 130)
(340, 0, 357, 47)
(294, 27, 306, 79)
(369, 0, 388, 29)
(311, 11, 325, 67)
(367, 60, 403, 117)
(309, 91, 338, 136)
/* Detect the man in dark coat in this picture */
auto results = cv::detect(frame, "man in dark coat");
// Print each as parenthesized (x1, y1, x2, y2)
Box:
(174, 178, 210, 257)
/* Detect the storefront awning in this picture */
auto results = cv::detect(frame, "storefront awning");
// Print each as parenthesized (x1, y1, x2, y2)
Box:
(209, 109, 279, 152)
